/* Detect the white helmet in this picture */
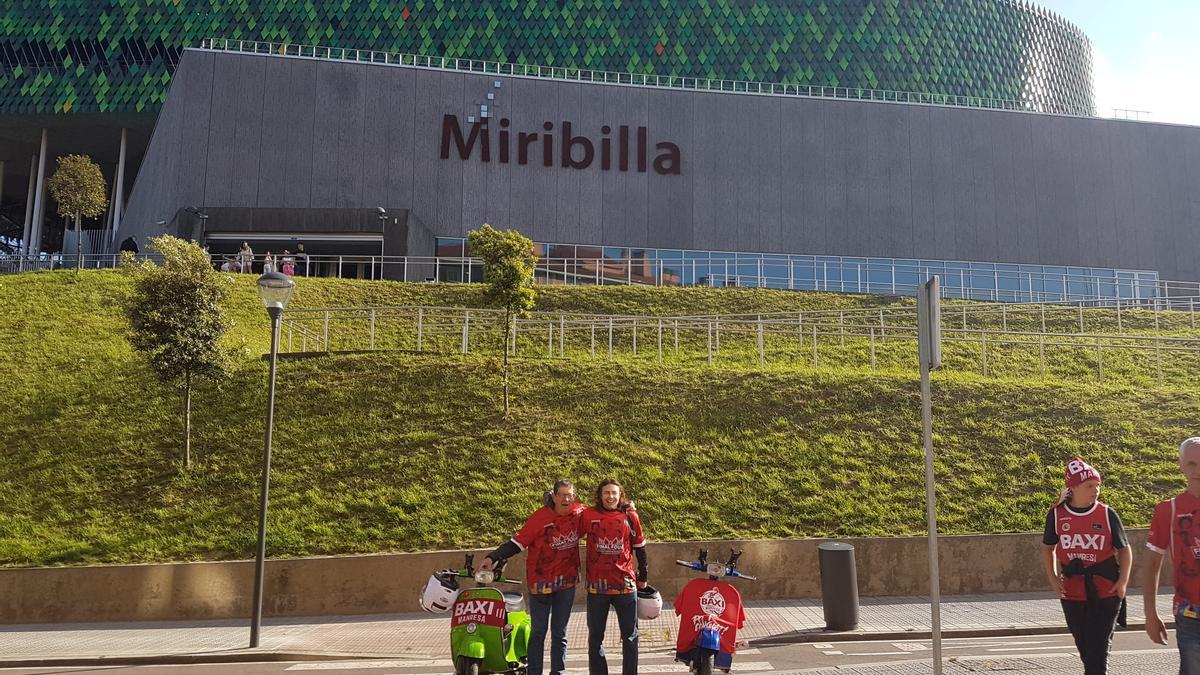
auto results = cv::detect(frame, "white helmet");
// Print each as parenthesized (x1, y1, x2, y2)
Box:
(637, 585, 663, 620)
(420, 573, 460, 613)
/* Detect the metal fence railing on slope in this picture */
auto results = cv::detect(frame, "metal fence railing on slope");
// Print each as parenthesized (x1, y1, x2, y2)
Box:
(278, 303, 1200, 387)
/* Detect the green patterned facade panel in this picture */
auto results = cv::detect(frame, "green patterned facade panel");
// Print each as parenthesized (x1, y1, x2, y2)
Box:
(1, 0, 1093, 115)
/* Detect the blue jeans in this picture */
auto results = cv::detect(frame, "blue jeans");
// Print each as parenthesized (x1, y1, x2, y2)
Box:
(1178, 614, 1200, 675)
(527, 588, 575, 675)
(586, 592, 638, 675)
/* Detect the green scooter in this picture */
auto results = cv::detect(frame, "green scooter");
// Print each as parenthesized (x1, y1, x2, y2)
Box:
(433, 554, 531, 675)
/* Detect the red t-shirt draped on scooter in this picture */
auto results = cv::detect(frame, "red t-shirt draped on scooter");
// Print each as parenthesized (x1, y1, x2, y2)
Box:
(580, 506, 646, 594)
(511, 503, 585, 594)
(674, 578, 746, 657)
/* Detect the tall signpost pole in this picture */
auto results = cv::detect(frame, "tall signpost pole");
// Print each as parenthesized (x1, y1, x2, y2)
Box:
(917, 276, 943, 675)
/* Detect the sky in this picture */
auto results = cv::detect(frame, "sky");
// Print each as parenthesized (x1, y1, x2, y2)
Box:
(1038, 0, 1200, 126)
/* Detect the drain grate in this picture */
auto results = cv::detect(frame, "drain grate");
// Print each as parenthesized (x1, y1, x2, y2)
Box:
(957, 658, 1049, 672)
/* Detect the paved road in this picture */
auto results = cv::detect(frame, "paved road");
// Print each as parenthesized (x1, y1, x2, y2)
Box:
(0, 631, 1183, 674)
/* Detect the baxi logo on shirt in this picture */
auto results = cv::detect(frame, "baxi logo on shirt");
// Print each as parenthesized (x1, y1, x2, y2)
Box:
(699, 588, 726, 616)
(596, 536, 624, 555)
(1060, 533, 1106, 550)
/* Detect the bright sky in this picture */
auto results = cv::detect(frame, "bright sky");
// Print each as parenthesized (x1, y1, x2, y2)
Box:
(1038, 0, 1200, 126)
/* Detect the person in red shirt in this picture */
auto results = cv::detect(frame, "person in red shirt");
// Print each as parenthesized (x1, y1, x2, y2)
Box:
(580, 479, 648, 675)
(1040, 456, 1131, 675)
(1145, 437, 1200, 674)
(480, 480, 584, 675)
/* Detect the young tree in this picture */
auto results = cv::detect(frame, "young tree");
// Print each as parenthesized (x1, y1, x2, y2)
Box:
(46, 154, 109, 267)
(466, 224, 537, 416)
(123, 235, 232, 468)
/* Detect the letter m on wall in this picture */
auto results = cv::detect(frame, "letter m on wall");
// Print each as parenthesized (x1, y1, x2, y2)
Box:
(440, 114, 490, 162)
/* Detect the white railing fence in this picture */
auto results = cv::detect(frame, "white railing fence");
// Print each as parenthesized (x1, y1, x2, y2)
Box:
(278, 303, 1200, 386)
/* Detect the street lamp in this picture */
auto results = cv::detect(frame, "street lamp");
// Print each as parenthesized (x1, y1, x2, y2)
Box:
(249, 270, 295, 649)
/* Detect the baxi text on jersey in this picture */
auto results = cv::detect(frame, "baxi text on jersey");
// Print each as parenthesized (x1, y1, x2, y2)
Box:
(1059, 533, 1107, 550)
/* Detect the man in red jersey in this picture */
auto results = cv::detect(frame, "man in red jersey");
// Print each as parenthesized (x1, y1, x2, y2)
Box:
(580, 479, 648, 675)
(480, 480, 584, 675)
(1145, 437, 1200, 674)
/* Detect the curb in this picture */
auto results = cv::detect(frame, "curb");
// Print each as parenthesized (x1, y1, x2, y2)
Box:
(750, 620, 1170, 646)
(1, 622, 1172, 668)
(0, 651, 403, 669)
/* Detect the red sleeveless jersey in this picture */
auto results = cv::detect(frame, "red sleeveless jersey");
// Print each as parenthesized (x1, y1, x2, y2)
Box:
(1051, 502, 1118, 601)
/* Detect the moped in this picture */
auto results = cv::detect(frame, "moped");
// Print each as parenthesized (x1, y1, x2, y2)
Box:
(434, 554, 531, 675)
(673, 548, 755, 675)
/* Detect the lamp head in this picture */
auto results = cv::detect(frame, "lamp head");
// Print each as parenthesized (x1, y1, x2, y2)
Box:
(256, 270, 295, 312)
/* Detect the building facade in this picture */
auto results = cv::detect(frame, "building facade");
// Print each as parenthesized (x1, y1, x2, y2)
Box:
(118, 46, 1198, 298)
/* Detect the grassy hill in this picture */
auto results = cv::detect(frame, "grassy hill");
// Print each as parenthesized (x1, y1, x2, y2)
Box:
(0, 271, 1194, 566)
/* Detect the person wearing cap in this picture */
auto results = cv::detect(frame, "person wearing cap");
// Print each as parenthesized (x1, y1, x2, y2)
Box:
(478, 480, 583, 675)
(1144, 437, 1200, 673)
(1041, 456, 1131, 675)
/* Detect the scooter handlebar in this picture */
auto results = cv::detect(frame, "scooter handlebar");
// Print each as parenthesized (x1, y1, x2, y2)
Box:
(675, 560, 704, 570)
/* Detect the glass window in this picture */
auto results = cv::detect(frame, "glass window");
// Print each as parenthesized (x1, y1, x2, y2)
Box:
(436, 237, 465, 257)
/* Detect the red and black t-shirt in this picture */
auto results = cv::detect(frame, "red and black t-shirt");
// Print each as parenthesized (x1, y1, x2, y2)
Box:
(673, 578, 746, 657)
(581, 506, 646, 595)
(1148, 491, 1200, 615)
(1042, 501, 1124, 601)
(512, 503, 584, 594)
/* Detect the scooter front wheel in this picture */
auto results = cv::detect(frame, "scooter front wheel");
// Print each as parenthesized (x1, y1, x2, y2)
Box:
(694, 647, 716, 675)
(454, 656, 482, 675)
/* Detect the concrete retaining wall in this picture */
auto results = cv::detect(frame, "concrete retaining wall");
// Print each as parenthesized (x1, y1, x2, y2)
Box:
(0, 530, 1165, 624)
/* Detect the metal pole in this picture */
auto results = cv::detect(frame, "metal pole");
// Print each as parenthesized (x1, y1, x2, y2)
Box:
(632, 319, 638, 356)
(559, 315, 565, 357)
(1096, 336, 1103, 382)
(812, 325, 818, 367)
(757, 316, 765, 364)
(921, 345, 943, 675)
(590, 323, 596, 359)
(417, 308, 424, 351)
(250, 306, 283, 648)
(707, 321, 713, 364)
(870, 327, 876, 372)
(1039, 335, 1046, 380)
(112, 128, 127, 246)
(981, 334, 989, 377)
(369, 308, 376, 350)
(462, 311, 470, 354)
(917, 280, 943, 675)
(323, 310, 329, 351)
(608, 317, 613, 360)
(657, 320, 663, 364)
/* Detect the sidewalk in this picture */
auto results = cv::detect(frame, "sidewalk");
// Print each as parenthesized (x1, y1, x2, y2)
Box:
(0, 591, 1173, 666)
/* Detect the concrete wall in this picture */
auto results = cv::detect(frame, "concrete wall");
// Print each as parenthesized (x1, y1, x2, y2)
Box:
(0, 531, 1167, 624)
(123, 50, 1200, 280)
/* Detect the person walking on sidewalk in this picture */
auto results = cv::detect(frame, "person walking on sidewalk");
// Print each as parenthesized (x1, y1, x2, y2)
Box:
(581, 479, 648, 675)
(1144, 437, 1200, 672)
(1042, 455, 1131, 675)
(479, 480, 584, 675)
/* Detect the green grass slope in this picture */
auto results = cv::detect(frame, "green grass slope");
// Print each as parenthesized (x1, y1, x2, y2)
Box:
(0, 271, 1194, 566)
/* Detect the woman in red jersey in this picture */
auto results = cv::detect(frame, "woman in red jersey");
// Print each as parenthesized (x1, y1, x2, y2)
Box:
(581, 479, 648, 675)
(480, 480, 584, 675)
(1041, 456, 1132, 675)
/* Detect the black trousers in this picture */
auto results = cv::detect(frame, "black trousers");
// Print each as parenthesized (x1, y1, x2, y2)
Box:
(1061, 597, 1122, 675)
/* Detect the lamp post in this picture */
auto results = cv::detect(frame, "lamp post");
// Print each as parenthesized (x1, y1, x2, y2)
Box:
(249, 270, 296, 649)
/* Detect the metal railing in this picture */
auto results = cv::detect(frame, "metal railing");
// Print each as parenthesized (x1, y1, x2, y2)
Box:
(278, 303, 1200, 386)
(6, 252, 1199, 307)
(198, 38, 1097, 118)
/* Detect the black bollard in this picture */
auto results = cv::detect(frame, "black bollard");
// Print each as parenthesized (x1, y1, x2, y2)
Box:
(818, 541, 859, 631)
